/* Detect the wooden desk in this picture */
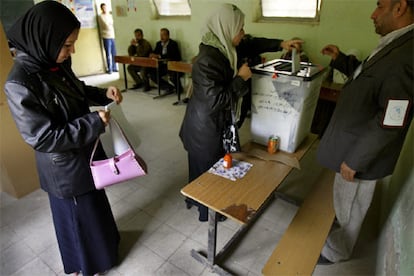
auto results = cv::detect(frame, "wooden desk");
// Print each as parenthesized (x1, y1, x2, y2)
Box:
(167, 61, 192, 105)
(181, 134, 318, 275)
(320, 81, 342, 102)
(115, 55, 167, 98)
(311, 82, 343, 136)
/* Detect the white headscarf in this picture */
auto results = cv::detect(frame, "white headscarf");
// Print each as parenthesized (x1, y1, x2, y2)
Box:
(201, 3, 245, 77)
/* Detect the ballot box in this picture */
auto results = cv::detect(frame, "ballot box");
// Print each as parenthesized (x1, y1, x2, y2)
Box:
(250, 59, 326, 153)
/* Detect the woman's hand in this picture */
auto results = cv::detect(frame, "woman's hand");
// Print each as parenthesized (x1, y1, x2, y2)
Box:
(106, 86, 122, 104)
(281, 39, 304, 51)
(238, 63, 252, 81)
(98, 110, 110, 126)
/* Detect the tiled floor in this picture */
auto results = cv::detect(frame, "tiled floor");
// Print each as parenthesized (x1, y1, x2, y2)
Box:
(0, 73, 377, 275)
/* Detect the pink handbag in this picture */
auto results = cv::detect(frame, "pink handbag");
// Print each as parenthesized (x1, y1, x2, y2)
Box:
(90, 119, 147, 189)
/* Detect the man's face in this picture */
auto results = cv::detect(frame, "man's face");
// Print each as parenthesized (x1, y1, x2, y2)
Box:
(160, 30, 169, 43)
(371, 0, 399, 36)
(135, 32, 143, 41)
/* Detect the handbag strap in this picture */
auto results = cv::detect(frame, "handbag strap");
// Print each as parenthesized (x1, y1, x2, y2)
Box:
(89, 118, 135, 165)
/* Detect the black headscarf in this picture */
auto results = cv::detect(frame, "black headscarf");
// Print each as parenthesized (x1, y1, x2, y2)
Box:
(7, 0, 80, 67)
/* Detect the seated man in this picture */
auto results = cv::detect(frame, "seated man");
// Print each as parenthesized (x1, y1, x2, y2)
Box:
(149, 28, 182, 93)
(127, 28, 152, 91)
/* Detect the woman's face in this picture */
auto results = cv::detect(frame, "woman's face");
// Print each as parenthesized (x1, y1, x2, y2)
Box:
(232, 27, 245, 47)
(56, 28, 79, 63)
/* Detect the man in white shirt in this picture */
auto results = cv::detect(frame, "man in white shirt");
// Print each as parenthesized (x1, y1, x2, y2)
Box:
(97, 3, 118, 74)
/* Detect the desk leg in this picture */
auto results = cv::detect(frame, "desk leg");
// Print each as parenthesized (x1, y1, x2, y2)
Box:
(153, 67, 175, 99)
(157, 67, 161, 96)
(121, 64, 128, 92)
(172, 72, 186, 106)
(207, 209, 217, 264)
(190, 209, 232, 276)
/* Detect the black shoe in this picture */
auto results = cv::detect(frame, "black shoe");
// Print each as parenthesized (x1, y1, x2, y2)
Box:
(143, 86, 151, 92)
(197, 213, 227, 222)
(132, 83, 143, 90)
(317, 254, 333, 265)
(182, 97, 189, 103)
(185, 198, 193, 209)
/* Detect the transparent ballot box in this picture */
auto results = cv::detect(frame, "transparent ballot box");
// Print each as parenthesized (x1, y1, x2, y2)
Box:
(250, 59, 326, 153)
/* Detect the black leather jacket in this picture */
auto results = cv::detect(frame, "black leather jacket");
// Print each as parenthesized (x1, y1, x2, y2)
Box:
(179, 44, 249, 156)
(4, 51, 111, 198)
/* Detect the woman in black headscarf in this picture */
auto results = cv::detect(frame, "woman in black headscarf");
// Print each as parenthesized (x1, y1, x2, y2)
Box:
(5, 1, 122, 275)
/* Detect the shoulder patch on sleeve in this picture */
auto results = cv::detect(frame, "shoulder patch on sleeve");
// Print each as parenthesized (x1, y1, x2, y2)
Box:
(383, 99, 411, 127)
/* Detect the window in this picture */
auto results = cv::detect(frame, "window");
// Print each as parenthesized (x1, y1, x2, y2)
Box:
(153, 0, 191, 16)
(261, 0, 321, 21)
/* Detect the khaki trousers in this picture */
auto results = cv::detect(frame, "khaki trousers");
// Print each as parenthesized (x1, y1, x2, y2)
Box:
(322, 173, 377, 262)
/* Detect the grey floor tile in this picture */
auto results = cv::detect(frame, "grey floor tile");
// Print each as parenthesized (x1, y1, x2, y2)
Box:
(168, 238, 206, 276)
(10, 258, 56, 276)
(143, 224, 187, 260)
(114, 244, 165, 275)
(1, 240, 37, 275)
(155, 261, 190, 276)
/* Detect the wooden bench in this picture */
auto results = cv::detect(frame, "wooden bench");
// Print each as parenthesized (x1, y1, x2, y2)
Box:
(167, 61, 192, 105)
(262, 169, 335, 275)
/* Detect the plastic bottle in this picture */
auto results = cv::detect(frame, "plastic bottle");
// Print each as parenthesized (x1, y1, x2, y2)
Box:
(223, 153, 233, 169)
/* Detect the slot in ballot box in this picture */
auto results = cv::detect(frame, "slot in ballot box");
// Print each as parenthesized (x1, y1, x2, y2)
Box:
(250, 59, 326, 153)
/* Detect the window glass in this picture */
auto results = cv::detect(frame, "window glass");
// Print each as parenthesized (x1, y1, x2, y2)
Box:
(261, 0, 321, 19)
(153, 0, 191, 16)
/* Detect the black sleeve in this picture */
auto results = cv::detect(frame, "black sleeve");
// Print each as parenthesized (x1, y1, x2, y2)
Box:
(331, 52, 362, 77)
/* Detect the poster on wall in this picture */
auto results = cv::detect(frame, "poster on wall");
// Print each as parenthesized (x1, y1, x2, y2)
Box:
(56, 0, 96, 28)
(74, 0, 96, 28)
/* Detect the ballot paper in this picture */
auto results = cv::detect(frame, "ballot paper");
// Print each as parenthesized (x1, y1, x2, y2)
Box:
(105, 102, 141, 155)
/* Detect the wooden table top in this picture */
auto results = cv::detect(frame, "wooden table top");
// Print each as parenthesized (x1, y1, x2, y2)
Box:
(114, 55, 164, 68)
(181, 134, 318, 224)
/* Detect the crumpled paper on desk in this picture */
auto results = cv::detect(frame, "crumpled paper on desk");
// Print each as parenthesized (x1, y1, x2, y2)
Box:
(242, 143, 300, 169)
(208, 158, 253, 181)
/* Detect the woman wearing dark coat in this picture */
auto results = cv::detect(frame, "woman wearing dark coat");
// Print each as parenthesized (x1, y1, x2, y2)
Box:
(179, 4, 252, 222)
(4, 1, 122, 275)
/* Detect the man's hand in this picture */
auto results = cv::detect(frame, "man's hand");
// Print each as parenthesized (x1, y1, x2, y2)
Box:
(321, 44, 340, 60)
(340, 161, 356, 182)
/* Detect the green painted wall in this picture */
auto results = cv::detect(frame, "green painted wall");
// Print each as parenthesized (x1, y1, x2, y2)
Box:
(111, 0, 379, 67)
(376, 121, 414, 276)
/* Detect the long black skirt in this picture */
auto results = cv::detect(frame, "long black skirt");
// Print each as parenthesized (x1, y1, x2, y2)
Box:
(48, 189, 120, 275)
